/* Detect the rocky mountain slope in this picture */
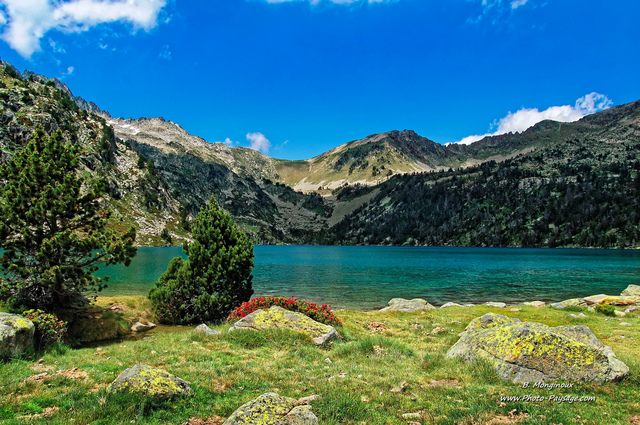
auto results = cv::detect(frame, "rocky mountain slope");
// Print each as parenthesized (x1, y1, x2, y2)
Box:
(1, 59, 639, 248)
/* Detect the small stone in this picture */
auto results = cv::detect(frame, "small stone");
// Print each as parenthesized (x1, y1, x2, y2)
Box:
(380, 298, 435, 312)
(614, 311, 626, 318)
(485, 302, 506, 308)
(402, 412, 422, 419)
(131, 321, 156, 332)
(625, 306, 639, 313)
(620, 322, 632, 326)
(324, 358, 332, 364)
(440, 302, 463, 308)
(194, 324, 220, 336)
(523, 301, 546, 308)
(510, 308, 521, 312)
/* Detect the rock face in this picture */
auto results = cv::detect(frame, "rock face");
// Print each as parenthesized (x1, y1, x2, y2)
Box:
(0, 313, 35, 360)
(194, 324, 220, 336)
(446, 313, 628, 383)
(107, 364, 190, 398)
(550, 298, 587, 309)
(223, 392, 318, 425)
(230, 306, 339, 345)
(622, 285, 640, 297)
(380, 298, 435, 312)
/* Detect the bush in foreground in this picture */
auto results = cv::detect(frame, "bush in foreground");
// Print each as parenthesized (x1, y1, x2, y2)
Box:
(227, 296, 342, 327)
(149, 196, 254, 324)
(22, 309, 67, 350)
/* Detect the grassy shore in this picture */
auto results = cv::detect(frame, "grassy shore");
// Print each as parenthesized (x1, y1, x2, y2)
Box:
(1, 297, 639, 424)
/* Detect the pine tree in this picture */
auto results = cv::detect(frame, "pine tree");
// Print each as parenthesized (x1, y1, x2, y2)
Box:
(149, 195, 254, 324)
(0, 128, 137, 311)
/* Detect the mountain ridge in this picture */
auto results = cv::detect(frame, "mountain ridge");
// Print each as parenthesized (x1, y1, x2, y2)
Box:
(1, 59, 639, 248)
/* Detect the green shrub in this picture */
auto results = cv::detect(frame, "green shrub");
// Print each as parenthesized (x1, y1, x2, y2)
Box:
(22, 309, 67, 350)
(149, 195, 254, 324)
(595, 304, 616, 316)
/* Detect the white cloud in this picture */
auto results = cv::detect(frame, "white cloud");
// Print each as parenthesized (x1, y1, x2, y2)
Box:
(455, 92, 613, 145)
(510, 0, 529, 9)
(158, 43, 171, 60)
(65, 65, 74, 75)
(246, 132, 271, 154)
(0, 0, 167, 57)
(223, 137, 237, 146)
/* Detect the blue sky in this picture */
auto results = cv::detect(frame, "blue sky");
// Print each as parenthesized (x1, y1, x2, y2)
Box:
(0, 0, 638, 159)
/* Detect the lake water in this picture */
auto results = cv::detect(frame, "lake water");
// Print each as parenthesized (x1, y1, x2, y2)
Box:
(95, 246, 640, 310)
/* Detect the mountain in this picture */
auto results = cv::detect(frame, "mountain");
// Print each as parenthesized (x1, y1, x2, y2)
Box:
(1, 60, 639, 248)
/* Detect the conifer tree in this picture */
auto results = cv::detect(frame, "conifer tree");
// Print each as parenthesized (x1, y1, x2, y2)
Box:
(0, 128, 137, 311)
(149, 195, 254, 324)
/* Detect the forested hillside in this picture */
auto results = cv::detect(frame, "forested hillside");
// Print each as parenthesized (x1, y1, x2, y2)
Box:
(333, 101, 640, 248)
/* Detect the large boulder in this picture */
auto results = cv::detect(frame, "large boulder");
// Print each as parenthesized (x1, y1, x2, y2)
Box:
(380, 298, 435, 312)
(0, 313, 35, 360)
(230, 306, 339, 345)
(107, 364, 190, 398)
(550, 298, 587, 309)
(194, 324, 220, 336)
(621, 285, 640, 298)
(223, 392, 318, 425)
(446, 313, 628, 383)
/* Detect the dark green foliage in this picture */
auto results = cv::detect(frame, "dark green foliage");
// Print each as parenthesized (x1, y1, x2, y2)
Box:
(149, 195, 254, 324)
(333, 136, 640, 248)
(0, 128, 137, 311)
(595, 304, 616, 316)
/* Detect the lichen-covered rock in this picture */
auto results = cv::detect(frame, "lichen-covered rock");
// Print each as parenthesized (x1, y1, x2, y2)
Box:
(0, 313, 35, 360)
(622, 284, 640, 297)
(446, 313, 628, 383)
(223, 392, 318, 425)
(584, 294, 638, 306)
(107, 364, 190, 398)
(194, 324, 220, 336)
(230, 306, 338, 345)
(523, 301, 546, 308)
(380, 298, 435, 312)
(550, 298, 587, 309)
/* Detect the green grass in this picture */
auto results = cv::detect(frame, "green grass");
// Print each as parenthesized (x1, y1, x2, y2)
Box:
(1, 299, 639, 424)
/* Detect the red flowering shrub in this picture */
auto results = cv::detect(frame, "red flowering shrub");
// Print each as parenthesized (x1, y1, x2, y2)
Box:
(227, 296, 342, 327)
(22, 309, 68, 350)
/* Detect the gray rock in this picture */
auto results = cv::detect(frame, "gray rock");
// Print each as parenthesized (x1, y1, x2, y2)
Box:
(440, 302, 463, 308)
(485, 302, 506, 308)
(0, 313, 35, 360)
(621, 284, 640, 297)
(230, 306, 339, 345)
(223, 392, 319, 425)
(446, 313, 628, 383)
(194, 324, 220, 336)
(550, 298, 587, 309)
(523, 301, 546, 308)
(380, 298, 435, 312)
(625, 306, 638, 313)
(131, 321, 156, 332)
(107, 364, 190, 398)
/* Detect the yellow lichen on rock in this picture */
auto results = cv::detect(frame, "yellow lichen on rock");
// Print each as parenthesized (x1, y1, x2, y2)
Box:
(446, 313, 629, 383)
(107, 364, 190, 398)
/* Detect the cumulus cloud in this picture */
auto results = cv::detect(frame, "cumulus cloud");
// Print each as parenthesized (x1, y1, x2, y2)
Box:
(455, 92, 613, 145)
(0, 0, 167, 57)
(222, 137, 237, 146)
(246, 132, 271, 154)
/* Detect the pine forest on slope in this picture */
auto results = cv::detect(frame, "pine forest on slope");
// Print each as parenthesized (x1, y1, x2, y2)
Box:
(0, 60, 639, 248)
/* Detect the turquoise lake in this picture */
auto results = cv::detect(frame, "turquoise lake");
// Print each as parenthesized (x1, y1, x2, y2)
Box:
(95, 246, 640, 310)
